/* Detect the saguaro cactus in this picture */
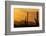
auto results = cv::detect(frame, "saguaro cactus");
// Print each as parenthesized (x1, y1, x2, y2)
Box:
(34, 11, 39, 26)
(25, 11, 29, 26)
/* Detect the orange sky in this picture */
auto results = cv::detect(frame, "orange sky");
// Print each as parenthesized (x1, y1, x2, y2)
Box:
(14, 8, 39, 22)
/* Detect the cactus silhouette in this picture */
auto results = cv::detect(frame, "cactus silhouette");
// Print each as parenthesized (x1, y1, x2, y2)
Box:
(34, 11, 39, 26)
(25, 11, 28, 26)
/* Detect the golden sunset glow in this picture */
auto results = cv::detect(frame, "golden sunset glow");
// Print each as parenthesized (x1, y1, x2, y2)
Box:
(14, 8, 39, 22)
(13, 7, 39, 27)
(14, 8, 38, 22)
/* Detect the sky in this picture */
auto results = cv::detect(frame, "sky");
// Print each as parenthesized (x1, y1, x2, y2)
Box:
(14, 8, 39, 22)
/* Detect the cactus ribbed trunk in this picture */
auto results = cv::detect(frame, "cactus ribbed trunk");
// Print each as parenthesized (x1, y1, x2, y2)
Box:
(25, 12, 28, 26)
